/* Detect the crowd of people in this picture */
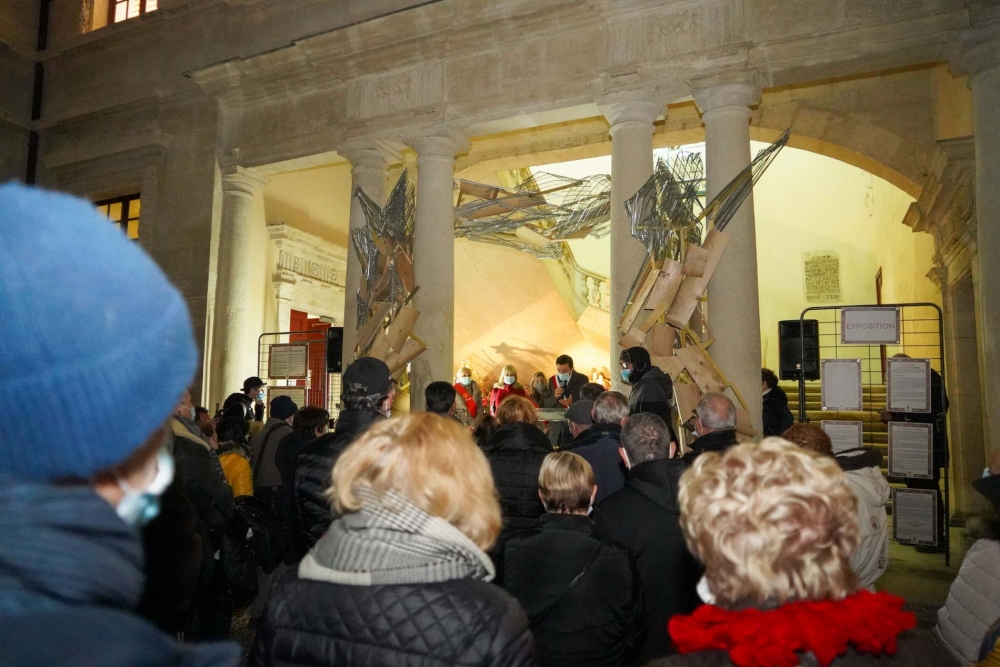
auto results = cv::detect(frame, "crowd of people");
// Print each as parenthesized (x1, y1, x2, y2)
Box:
(4, 181, 1000, 667)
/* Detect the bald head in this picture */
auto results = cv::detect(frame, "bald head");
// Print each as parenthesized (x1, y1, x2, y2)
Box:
(695, 392, 736, 434)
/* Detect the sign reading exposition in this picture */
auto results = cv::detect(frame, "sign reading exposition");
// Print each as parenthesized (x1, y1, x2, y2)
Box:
(840, 306, 901, 345)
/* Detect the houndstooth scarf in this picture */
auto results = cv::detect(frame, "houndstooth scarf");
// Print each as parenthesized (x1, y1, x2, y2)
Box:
(299, 486, 495, 586)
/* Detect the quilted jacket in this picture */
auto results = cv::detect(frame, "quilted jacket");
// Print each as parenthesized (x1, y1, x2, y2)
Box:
(936, 539, 1000, 665)
(836, 448, 889, 589)
(250, 567, 534, 667)
(484, 423, 553, 541)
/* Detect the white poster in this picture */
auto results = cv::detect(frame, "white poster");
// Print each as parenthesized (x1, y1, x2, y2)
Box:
(892, 488, 938, 546)
(821, 421, 863, 454)
(887, 358, 931, 413)
(841, 307, 900, 344)
(269, 343, 309, 379)
(888, 422, 933, 479)
(821, 359, 863, 411)
(268, 385, 307, 408)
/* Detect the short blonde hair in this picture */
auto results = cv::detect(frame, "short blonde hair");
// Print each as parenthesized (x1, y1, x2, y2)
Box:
(539, 451, 594, 513)
(495, 364, 519, 388)
(496, 395, 537, 426)
(327, 413, 501, 550)
(678, 437, 859, 607)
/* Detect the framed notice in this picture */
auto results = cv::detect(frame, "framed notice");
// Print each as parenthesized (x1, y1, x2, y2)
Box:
(268, 343, 309, 379)
(887, 357, 931, 413)
(268, 386, 306, 408)
(841, 307, 900, 345)
(820, 359, 863, 411)
(821, 421, 864, 454)
(888, 422, 933, 479)
(892, 488, 938, 546)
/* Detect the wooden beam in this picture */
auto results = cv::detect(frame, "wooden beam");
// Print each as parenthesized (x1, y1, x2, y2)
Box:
(618, 263, 659, 335)
(646, 323, 676, 357)
(356, 301, 391, 354)
(514, 224, 552, 248)
(385, 337, 426, 374)
(675, 344, 728, 394)
(682, 245, 710, 277)
(386, 305, 419, 352)
(666, 230, 731, 329)
(635, 259, 684, 333)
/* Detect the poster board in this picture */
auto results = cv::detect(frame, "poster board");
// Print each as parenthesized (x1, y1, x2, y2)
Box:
(268, 343, 309, 379)
(820, 359, 863, 411)
(268, 385, 306, 408)
(888, 422, 934, 479)
(841, 307, 901, 345)
(821, 421, 864, 454)
(892, 488, 938, 546)
(887, 357, 932, 413)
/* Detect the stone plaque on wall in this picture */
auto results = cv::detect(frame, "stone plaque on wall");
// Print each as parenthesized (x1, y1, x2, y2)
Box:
(803, 251, 841, 303)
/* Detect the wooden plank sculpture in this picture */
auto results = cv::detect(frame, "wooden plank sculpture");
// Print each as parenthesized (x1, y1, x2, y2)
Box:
(619, 130, 790, 438)
(352, 170, 426, 374)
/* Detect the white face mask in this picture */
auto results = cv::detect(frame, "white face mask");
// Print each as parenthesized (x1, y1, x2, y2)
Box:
(116, 445, 175, 529)
(503, 375, 516, 385)
(458, 376, 472, 386)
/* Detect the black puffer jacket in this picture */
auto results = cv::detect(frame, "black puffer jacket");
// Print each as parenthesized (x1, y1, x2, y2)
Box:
(498, 514, 645, 667)
(250, 567, 534, 667)
(627, 367, 675, 439)
(566, 423, 626, 504)
(484, 422, 553, 539)
(595, 458, 701, 664)
(294, 410, 382, 552)
(762, 385, 793, 437)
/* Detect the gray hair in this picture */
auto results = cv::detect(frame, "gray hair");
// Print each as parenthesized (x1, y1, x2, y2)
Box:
(696, 392, 737, 430)
(592, 391, 629, 425)
(621, 413, 672, 464)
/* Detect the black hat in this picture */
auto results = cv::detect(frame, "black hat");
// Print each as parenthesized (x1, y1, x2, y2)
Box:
(242, 376, 266, 392)
(974, 474, 1000, 517)
(343, 357, 392, 397)
(270, 395, 298, 420)
(565, 400, 595, 426)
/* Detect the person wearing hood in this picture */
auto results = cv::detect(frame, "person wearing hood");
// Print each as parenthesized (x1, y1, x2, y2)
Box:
(0, 183, 238, 666)
(619, 347, 675, 438)
(783, 423, 890, 590)
(595, 413, 700, 665)
(761, 368, 794, 437)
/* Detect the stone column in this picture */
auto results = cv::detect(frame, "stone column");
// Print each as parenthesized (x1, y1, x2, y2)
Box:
(598, 95, 661, 391)
(961, 38, 1000, 448)
(692, 75, 764, 435)
(213, 166, 269, 406)
(339, 142, 392, 367)
(408, 130, 468, 410)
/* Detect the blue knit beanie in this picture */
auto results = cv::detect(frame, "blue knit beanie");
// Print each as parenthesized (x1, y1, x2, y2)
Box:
(0, 183, 197, 480)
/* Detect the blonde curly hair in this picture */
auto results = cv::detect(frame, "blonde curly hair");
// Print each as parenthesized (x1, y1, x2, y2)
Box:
(678, 437, 859, 607)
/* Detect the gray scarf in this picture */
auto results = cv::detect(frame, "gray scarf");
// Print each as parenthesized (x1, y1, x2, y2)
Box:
(299, 487, 495, 586)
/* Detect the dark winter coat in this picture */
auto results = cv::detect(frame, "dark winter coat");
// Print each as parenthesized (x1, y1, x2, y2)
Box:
(682, 429, 738, 465)
(498, 513, 645, 667)
(223, 392, 264, 422)
(294, 410, 382, 552)
(762, 385, 794, 437)
(484, 422, 554, 539)
(0, 479, 239, 667)
(595, 458, 701, 664)
(250, 566, 534, 667)
(250, 418, 294, 489)
(565, 423, 627, 504)
(543, 370, 591, 408)
(647, 632, 953, 667)
(627, 367, 676, 437)
(274, 429, 316, 560)
(172, 422, 235, 540)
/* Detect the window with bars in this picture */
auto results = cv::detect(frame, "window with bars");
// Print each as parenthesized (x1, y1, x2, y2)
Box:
(96, 194, 141, 240)
(109, 0, 158, 24)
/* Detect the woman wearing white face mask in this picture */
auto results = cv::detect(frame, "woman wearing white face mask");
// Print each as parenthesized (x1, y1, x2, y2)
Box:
(488, 364, 533, 416)
(454, 367, 483, 426)
(0, 183, 239, 666)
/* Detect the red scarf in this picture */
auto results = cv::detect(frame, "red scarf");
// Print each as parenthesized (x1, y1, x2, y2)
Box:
(669, 590, 915, 667)
(454, 382, 478, 418)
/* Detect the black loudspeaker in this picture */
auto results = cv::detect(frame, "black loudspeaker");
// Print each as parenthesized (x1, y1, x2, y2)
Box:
(326, 327, 344, 374)
(778, 319, 819, 381)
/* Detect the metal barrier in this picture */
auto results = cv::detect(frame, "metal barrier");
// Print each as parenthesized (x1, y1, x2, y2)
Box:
(257, 330, 342, 421)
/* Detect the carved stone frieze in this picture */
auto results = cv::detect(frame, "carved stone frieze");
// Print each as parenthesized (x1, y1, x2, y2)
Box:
(346, 62, 444, 123)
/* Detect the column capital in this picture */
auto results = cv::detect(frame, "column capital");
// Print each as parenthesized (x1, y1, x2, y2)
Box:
(597, 91, 663, 129)
(338, 138, 402, 173)
(405, 128, 470, 163)
(221, 166, 269, 197)
(690, 70, 762, 114)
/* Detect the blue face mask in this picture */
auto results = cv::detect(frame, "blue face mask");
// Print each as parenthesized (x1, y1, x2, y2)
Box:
(503, 375, 516, 385)
(458, 376, 472, 386)
(189, 406, 197, 421)
(621, 369, 631, 382)
(115, 445, 175, 529)
(256, 389, 265, 401)
(556, 372, 571, 383)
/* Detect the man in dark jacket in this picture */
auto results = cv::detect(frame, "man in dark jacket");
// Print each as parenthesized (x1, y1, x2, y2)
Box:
(620, 347, 675, 438)
(250, 394, 297, 513)
(0, 183, 238, 666)
(294, 357, 393, 552)
(761, 368, 794, 437)
(570, 391, 630, 503)
(274, 406, 329, 561)
(596, 413, 701, 665)
(544, 354, 590, 408)
(223, 376, 267, 422)
(682, 393, 739, 465)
